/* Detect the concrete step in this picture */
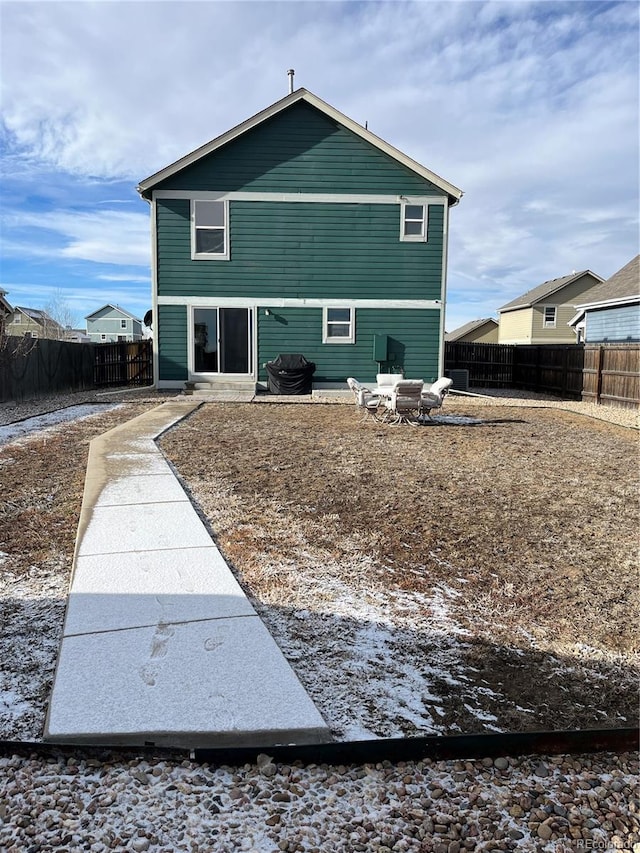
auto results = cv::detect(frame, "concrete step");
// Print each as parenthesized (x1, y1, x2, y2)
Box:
(186, 380, 256, 393)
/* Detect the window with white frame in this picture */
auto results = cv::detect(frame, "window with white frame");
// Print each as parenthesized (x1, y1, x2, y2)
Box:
(323, 307, 355, 344)
(543, 306, 557, 328)
(120, 319, 127, 329)
(400, 203, 428, 242)
(191, 200, 229, 260)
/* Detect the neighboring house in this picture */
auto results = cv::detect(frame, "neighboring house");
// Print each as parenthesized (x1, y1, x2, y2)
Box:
(498, 270, 604, 345)
(136, 87, 463, 391)
(65, 327, 92, 344)
(445, 318, 499, 344)
(569, 255, 640, 343)
(0, 288, 12, 334)
(85, 304, 143, 343)
(6, 306, 66, 340)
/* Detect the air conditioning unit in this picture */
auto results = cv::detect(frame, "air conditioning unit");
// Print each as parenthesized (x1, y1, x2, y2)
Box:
(445, 369, 469, 392)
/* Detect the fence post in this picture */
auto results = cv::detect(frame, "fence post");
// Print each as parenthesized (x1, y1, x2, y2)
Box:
(595, 346, 604, 405)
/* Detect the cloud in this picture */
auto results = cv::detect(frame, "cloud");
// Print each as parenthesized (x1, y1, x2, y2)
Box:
(3, 208, 150, 267)
(1, 0, 638, 331)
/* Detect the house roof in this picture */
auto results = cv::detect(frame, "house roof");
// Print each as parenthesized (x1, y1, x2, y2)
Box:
(573, 255, 640, 309)
(85, 304, 142, 322)
(14, 306, 61, 327)
(568, 255, 640, 327)
(0, 288, 12, 314)
(499, 270, 604, 313)
(137, 88, 463, 205)
(445, 318, 498, 342)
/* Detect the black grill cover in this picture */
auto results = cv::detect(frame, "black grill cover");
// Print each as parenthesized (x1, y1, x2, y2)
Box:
(266, 353, 316, 395)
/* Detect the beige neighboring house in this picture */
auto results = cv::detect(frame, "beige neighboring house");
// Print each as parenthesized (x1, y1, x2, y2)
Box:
(498, 270, 604, 344)
(445, 318, 499, 344)
(6, 306, 66, 340)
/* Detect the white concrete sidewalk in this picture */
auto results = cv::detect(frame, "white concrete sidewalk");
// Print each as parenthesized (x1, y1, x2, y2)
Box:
(45, 401, 330, 748)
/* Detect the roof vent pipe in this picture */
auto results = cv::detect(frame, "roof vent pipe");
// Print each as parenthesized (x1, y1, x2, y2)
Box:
(287, 69, 295, 93)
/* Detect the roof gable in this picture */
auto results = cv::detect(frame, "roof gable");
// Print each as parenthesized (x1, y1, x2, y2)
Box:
(499, 270, 604, 312)
(574, 255, 640, 309)
(445, 318, 498, 342)
(137, 89, 462, 203)
(85, 304, 141, 322)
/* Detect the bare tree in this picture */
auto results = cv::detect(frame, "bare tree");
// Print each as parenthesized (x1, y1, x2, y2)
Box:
(43, 290, 79, 340)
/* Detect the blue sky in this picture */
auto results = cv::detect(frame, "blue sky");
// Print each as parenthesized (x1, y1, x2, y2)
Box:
(1, 0, 638, 332)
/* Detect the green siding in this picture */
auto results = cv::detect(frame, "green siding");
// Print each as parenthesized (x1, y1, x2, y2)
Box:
(258, 308, 441, 385)
(157, 200, 444, 301)
(155, 102, 442, 196)
(158, 304, 188, 381)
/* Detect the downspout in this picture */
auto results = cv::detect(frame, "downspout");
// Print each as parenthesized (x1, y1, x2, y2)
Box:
(149, 194, 159, 389)
(438, 199, 450, 378)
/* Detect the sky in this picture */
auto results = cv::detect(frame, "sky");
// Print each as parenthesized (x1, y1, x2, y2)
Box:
(0, 0, 638, 334)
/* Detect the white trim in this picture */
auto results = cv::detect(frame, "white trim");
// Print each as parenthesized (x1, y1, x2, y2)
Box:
(154, 189, 447, 206)
(137, 89, 463, 204)
(438, 201, 450, 377)
(151, 199, 159, 388)
(190, 199, 229, 261)
(158, 296, 441, 310)
(322, 306, 355, 344)
(574, 294, 640, 311)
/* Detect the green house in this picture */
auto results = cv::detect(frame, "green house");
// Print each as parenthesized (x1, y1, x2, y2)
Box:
(136, 88, 462, 391)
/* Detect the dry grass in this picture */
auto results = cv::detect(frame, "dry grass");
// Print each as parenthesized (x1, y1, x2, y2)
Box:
(161, 401, 639, 736)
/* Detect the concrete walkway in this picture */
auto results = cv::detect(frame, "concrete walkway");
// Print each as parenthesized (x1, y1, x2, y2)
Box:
(45, 401, 330, 749)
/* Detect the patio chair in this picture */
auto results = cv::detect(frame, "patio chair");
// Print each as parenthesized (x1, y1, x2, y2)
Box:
(383, 379, 424, 424)
(346, 377, 382, 420)
(420, 376, 453, 419)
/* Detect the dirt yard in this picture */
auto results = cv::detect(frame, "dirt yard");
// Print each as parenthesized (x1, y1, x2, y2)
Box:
(0, 393, 637, 743)
(160, 400, 639, 740)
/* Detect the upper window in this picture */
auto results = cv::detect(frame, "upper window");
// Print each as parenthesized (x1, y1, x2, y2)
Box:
(400, 203, 428, 242)
(120, 319, 127, 329)
(323, 307, 355, 344)
(191, 200, 229, 260)
(543, 306, 557, 328)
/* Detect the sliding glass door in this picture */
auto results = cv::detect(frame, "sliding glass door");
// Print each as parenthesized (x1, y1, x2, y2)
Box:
(192, 307, 252, 375)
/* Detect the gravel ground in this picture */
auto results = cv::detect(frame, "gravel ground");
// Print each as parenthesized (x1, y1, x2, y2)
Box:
(1, 750, 638, 852)
(0, 387, 637, 852)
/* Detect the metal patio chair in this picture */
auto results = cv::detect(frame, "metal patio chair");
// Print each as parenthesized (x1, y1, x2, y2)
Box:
(383, 379, 424, 424)
(420, 376, 454, 420)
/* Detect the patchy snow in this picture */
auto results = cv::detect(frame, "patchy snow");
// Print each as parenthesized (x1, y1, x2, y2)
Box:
(0, 560, 69, 739)
(0, 403, 121, 447)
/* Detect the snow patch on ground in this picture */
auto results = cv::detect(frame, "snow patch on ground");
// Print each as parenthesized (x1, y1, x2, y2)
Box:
(0, 560, 69, 739)
(0, 403, 121, 447)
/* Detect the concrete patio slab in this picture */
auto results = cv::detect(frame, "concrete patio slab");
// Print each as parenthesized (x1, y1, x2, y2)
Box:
(46, 400, 330, 748)
(47, 616, 329, 748)
(65, 547, 254, 635)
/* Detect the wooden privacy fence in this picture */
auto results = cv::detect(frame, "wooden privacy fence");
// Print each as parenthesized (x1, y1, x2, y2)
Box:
(445, 341, 639, 409)
(0, 337, 153, 403)
(0, 337, 96, 403)
(582, 344, 640, 409)
(93, 340, 153, 387)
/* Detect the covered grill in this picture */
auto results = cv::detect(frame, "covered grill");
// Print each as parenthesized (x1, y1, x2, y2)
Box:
(265, 353, 316, 395)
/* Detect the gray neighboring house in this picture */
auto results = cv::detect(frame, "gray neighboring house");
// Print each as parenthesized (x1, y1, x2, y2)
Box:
(569, 256, 640, 343)
(86, 304, 143, 343)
